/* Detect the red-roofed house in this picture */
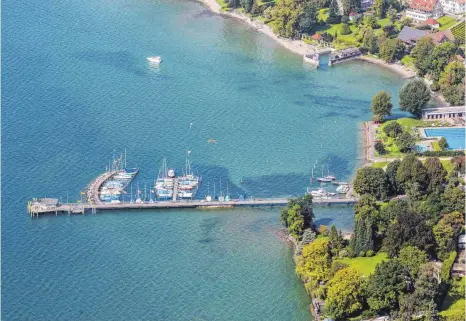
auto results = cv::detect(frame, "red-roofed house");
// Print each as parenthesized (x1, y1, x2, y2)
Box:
(348, 12, 362, 21)
(429, 29, 455, 44)
(406, 0, 443, 22)
(422, 17, 440, 28)
(440, 0, 465, 14)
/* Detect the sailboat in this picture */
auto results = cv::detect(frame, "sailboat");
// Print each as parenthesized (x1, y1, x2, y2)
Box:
(218, 178, 224, 202)
(317, 166, 333, 182)
(178, 150, 200, 199)
(225, 182, 230, 201)
(155, 157, 174, 199)
(205, 182, 212, 202)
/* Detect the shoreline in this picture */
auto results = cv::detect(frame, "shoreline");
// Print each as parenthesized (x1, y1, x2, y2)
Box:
(198, 0, 417, 78)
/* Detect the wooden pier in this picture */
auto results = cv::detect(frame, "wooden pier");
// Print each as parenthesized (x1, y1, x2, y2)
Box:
(28, 197, 357, 217)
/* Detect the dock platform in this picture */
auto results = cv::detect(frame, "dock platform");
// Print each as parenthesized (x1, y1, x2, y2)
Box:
(28, 197, 357, 217)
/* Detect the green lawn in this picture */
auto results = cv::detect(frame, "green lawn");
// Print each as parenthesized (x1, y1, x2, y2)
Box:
(338, 253, 388, 277)
(371, 161, 389, 169)
(438, 16, 457, 31)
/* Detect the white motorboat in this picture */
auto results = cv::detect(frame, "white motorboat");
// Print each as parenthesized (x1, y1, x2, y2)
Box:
(147, 56, 162, 64)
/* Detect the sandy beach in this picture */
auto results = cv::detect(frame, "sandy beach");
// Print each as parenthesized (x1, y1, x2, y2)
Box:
(199, 0, 418, 78)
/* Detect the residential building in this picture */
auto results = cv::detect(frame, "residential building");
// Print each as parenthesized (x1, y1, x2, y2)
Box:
(397, 26, 429, 48)
(406, 0, 443, 22)
(349, 11, 362, 20)
(422, 17, 440, 28)
(440, 0, 466, 14)
(429, 29, 455, 43)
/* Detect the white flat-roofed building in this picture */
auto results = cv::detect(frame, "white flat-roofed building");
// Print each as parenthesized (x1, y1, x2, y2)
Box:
(422, 106, 466, 120)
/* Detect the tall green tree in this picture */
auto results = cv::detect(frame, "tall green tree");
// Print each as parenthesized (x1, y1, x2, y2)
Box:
(411, 37, 435, 77)
(362, 27, 378, 54)
(280, 194, 314, 239)
(395, 132, 415, 153)
(351, 204, 376, 255)
(240, 0, 254, 12)
(366, 260, 406, 314)
(325, 268, 366, 319)
(433, 212, 464, 260)
(296, 238, 332, 289)
(439, 61, 465, 105)
(396, 154, 428, 194)
(430, 42, 458, 81)
(353, 167, 389, 200)
(374, 0, 386, 17)
(327, 0, 341, 24)
(399, 79, 431, 118)
(371, 90, 393, 121)
(328, 224, 343, 254)
(399, 245, 429, 278)
(438, 137, 449, 150)
(379, 39, 405, 63)
(385, 159, 403, 195)
(378, 198, 408, 235)
(441, 184, 465, 213)
(383, 212, 436, 257)
(298, 1, 318, 34)
(424, 157, 447, 193)
(414, 263, 440, 312)
(383, 121, 403, 138)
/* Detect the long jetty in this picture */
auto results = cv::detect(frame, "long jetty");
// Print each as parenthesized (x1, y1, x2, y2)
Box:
(28, 168, 357, 218)
(28, 197, 357, 217)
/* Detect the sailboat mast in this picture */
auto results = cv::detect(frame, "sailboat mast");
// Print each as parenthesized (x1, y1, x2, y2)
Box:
(124, 149, 127, 169)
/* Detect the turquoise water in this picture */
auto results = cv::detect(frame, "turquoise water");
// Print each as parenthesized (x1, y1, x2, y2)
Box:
(424, 128, 466, 150)
(2, 0, 404, 319)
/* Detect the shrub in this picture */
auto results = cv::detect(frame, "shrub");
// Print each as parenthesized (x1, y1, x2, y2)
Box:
(415, 151, 465, 157)
(383, 121, 403, 138)
(359, 251, 366, 257)
(339, 249, 349, 258)
(340, 23, 352, 35)
(438, 137, 449, 150)
(366, 250, 375, 257)
(440, 251, 457, 282)
(374, 141, 386, 155)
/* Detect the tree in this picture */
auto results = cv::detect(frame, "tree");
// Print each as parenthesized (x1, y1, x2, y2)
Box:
(298, 1, 318, 34)
(325, 268, 366, 319)
(280, 194, 314, 239)
(353, 167, 389, 200)
(351, 205, 376, 254)
(399, 79, 431, 118)
(451, 156, 465, 175)
(438, 137, 449, 150)
(399, 245, 429, 278)
(374, 0, 386, 17)
(374, 141, 386, 155)
(430, 42, 458, 81)
(296, 238, 331, 289)
(378, 198, 408, 234)
(371, 90, 393, 121)
(341, 15, 349, 23)
(411, 37, 435, 77)
(383, 212, 436, 257)
(398, 293, 416, 321)
(362, 27, 378, 54)
(387, 8, 397, 23)
(382, 23, 396, 37)
(395, 132, 415, 153)
(329, 224, 343, 254)
(396, 154, 428, 193)
(383, 121, 403, 138)
(441, 185, 465, 213)
(424, 157, 447, 193)
(366, 260, 406, 313)
(240, 0, 253, 12)
(414, 263, 440, 312)
(379, 39, 405, 63)
(386, 160, 403, 195)
(433, 212, 464, 260)
(327, 0, 341, 24)
(439, 61, 465, 105)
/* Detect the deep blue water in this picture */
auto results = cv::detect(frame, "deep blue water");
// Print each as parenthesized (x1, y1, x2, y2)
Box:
(424, 128, 466, 150)
(2, 0, 405, 319)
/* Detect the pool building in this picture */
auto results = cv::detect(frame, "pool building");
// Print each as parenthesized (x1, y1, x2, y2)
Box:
(422, 106, 465, 120)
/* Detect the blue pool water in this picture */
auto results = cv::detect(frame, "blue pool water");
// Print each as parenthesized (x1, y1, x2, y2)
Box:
(2, 0, 405, 319)
(424, 128, 466, 150)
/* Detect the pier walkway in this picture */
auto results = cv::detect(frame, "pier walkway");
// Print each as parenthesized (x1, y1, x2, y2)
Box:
(28, 197, 357, 217)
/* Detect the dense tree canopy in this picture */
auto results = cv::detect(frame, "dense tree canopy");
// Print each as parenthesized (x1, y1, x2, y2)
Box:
(439, 61, 465, 105)
(379, 39, 405, 63)
(296, 238, 331, 289)
(326, 268, 366, 319)
(383, 121, 403, 138)
(378, 198, 408, 235)
(395, 132, 415, 153)
(411, 37, 435, 77)
(383, 212, 436, 257)
(398, 245, 429, 278)
(351, 204, 376, 255)
(385, 159, 403, 195)
(430, 42, 458, 81)
(424, 157, 447, 193)
(353, 167, 389, 200)
(396, 154, 428, 195)
(433, 212, 464, 260)
(366, 260, 407, 313)
(399, 79, 431, 118)
(280, 194, 314, 239)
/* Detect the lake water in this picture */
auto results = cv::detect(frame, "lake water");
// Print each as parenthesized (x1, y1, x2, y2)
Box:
(2, 0, 404, 319)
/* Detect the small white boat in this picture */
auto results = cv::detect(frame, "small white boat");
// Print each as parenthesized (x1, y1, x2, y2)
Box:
(308, 188, 330, 198)
(147, 56, 162, 64)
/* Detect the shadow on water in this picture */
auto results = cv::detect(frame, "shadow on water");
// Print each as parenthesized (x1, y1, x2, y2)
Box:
(75, 51, 148, 77)
(241, 173, 309, 197)
(320, 111, 360, 119)
(322, 153, 352, 179)
(314, 217, 334, 227)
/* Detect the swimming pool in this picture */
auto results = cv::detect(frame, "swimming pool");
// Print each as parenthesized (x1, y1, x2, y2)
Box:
(424, 127, 465, 150)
